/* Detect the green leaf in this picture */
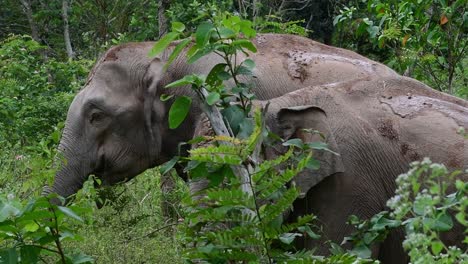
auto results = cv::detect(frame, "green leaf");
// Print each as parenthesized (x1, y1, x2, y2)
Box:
(218, 27, 236, 39)
(187, 47, 213, 64)
(279, 233, 301, 245)
(298, 225, 321, 239)
(187, 162, 207, 180)
(20, 245, 40, 264)
(195, 22, 214, 47)
(306, 158, 320, 170)
(160, 94, 174, 101)
(148, 32, 179, 57)
(206, 92, 220, 106)
(431, 241, 444, 255)
(57, 206, 83, 222)
(67, 252, 94, 264)
(221, 105, 245, 135)
(283, 138, 304, 148)
(168, 96, 192, 129)
(242, 59, 255, 70)
(206, 63, 227, 86)
(164, 38, 191, 70)
(165, 75, 196, 88)
(23, 222, 39, 232)
(0, 200, 21, 222)
(231, 39, 257, 53)
(171, 22, 185, 33)
(239, 20, 256, 38)
(350, 244, 372, 259)
(433, 212, 453, 231)
(159, 156, 179, 175)
(0, 248, 17, 264)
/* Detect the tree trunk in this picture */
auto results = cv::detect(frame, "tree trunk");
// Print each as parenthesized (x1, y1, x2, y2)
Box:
(62, 0, 74, 59)
(158, 0, 171, 39)
(19, 0, 40, 42)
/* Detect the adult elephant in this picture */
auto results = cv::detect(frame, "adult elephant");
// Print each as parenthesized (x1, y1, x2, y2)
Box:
(261, 77, 467, 263)
(48, 34, 397, 198)
(191, 76, 468, 263)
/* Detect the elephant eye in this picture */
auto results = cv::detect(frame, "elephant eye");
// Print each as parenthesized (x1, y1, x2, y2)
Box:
(89, 111, 106, 125)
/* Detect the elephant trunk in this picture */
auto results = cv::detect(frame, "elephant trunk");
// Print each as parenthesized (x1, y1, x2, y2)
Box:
(50, 125, 94, 201)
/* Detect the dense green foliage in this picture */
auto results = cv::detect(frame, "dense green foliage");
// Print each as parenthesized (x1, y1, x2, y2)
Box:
(0, 1, 466, 263)
(334, 0, 467, 97)
(0, 35, 91, 147)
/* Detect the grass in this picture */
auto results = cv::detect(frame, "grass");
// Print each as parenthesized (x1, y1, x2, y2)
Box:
(0, 147, 186, 263)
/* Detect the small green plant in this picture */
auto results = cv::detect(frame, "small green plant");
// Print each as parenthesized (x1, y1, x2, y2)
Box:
(0, 194, 93, 263)
(387, 158, 467, 263)
(344, 158, 467, 263)
(256, 15, 310, 37)
(343, 212, 401, 259)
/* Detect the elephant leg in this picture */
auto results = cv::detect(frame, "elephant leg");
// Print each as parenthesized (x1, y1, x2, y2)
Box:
(289, 173, 379, 255)
(378, 228, 408, 263)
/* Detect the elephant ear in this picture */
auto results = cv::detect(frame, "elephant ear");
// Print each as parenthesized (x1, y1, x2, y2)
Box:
(277, 105, 344, 198)
(143, 58, 165, 124)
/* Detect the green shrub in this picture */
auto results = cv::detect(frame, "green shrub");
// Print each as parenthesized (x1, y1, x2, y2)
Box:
(0, 35, 92, 147)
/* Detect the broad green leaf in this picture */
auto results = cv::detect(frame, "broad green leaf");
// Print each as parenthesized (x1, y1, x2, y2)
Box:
(217, 71, 231, 80)
(165, 75, 196, 88)
(239, 20, 256, 38)
(221, 105, 245, 135)
(237, 118, 254, 139)
(188, 162, 208, 180)
(164, 38, 191, 70)
(171, 22, 185, 33)
(0, 200, 21, 222)
(195, 22, 214, 47)
(67, 252, 94, 264)
(350, 244, 372, 259)
(218, 27, 236, 39)
(57, 206, 83, 222)
(148, 32, 179, 57)
(298, 225, 321, 239)
(242, 59, 255, 70)
(433, 212, 453, 231)
(307, 142, 339, 155)
(168, 96, 192, 129)
(187, 47, 213, 64)
(283, 138, 304, 148)
(235, 65, 253, 76)
(206, 92, 220, 106)
(431, 241, 444, 255)
(159, 156, 179, 175)
(279, 233, 301, 244)
(20, 245, 40, 264)
(413, 195, 433, 216)
(160, 94, 174, 101)
(231, 39, 257, 53)
(23, 222, 39, 232)
(206, 63, 227, 86)
(306, 158, 320, 170)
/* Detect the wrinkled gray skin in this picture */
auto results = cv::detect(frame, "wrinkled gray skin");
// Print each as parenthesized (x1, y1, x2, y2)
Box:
(192, 77, 468, 263)
(50, 33, 467, 262)
(267, 78, 467, 263)
(51, 33, 397, 198)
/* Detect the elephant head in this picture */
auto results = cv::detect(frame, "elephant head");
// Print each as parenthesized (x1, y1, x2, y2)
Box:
(273, 105, 344, 197)
(50, 47, 192, 199)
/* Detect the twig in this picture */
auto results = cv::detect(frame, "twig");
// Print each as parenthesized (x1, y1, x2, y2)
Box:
(119, 223, 179, 243)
